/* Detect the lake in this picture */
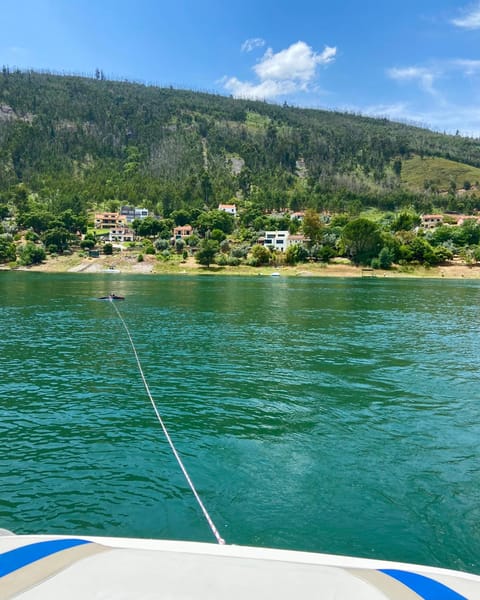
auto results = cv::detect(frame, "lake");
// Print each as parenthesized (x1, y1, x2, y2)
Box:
(1, 272, 479, 574)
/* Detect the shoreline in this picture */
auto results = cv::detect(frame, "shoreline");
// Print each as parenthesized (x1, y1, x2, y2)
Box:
(3, 254, 480, 279)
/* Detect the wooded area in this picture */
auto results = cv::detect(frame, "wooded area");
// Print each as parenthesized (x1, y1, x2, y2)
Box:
(0, 69, 479, 217)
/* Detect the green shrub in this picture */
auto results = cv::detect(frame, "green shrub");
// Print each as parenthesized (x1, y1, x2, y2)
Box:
(25, 231, 40, 242)
(80, 239, 95, 249)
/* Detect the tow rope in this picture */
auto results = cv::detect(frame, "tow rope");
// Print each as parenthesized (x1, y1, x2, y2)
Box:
(108, 297, 225, 545)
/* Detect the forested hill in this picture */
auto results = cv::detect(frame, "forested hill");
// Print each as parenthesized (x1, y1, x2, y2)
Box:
(1, 68, 480, 216)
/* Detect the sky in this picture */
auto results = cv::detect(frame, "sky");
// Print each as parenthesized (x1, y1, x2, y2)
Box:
(2, 0, 480, 136)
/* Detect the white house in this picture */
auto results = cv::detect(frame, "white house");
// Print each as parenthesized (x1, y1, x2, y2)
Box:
(108, 226, 134, 243)
(263, 231, 289, 252)
(421, 214, 443, 229)
(218, 204, 237, 216)
(262, 231, 309, 252)
(121, 206, 149, 223)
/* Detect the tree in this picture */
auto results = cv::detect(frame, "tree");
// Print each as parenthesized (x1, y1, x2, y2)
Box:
(378, 246, 394, 269)
(195, 239, 219, 267)
(393, 159, 402, 178)
(42, 228, 72, 253)
(408, 236, 437, 265)
(186, 234, 200, 247)
(80, 239, 95, 250)
(103, 243, 113, 255)
(18, 242, 46, 265)
(302, 209, 322, 245)
(453, 220, 480, 246)
(200, 172, 214, 206)
(391, 212, 420, 232)
(170, 209, 191, 226)
(196, 210, 234, 235)
(155, 238, 170, 251)
(20, 210, 55, 233)
(434, 246, 453, 263)
(59, 209, 87, 234)
(249, 244, 271, 266)
(123, 146, 141, 177)
(341, 218, 382, 265)
(0, 236, 16, 263)
(11, 184, 30, 214)
(210, 228, 226, 242)
(132, 217, 163, 237)
(310, 243, 335, 262)
(285, 244, 309, 265)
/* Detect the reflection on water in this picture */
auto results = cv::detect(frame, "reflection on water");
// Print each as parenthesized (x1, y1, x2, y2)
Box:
(1, 273, 480, 573)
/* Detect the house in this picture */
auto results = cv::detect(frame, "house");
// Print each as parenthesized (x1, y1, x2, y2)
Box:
(94, 212, 127, 230)
(121, 206, 149, 223)
(421, 214, 443, 229)
(456, 215, 480, 226)
(263, 231, 289, 252)
(261, 231, 308, 252)
(218, 204, 237, 216)
(173, 225, 193, 240)
(288, 234, 308, 246)
(108, 226, 134, 243)
(290, 212, 305, 221)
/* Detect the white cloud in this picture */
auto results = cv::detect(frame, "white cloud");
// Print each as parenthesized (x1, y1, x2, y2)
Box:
(358, 100, 480, 138)
(223, 77, 297, 99)
(254, 42, 336, 83)
(360, 102, 433, 129)
(241, 38, 266, 53)
(381, 59, 480, 135)
(451, 3, 480, 29)
(451, 59, 480, 75)
(387, 66, 437, 95)
(223, 41, 337, 100)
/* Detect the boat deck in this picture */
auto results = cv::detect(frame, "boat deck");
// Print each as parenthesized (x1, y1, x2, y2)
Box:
(0, 535, 478, 599)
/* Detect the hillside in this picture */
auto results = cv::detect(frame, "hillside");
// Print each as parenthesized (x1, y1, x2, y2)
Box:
(401, 156, 480, 193)
(0, 69, 480, 215)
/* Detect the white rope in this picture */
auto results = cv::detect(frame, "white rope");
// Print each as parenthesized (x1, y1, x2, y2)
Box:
(109, 298, 226, 545)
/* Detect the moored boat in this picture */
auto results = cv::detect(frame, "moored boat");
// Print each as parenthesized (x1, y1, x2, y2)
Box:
(98, 293, 125, 300)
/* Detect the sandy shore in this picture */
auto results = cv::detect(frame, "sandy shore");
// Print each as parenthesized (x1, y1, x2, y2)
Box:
(4, 253, 480, 279)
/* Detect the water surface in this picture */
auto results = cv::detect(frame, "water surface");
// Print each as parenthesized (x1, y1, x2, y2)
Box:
(1, 272, 479, 573)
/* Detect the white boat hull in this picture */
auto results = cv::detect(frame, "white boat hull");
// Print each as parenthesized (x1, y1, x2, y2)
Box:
(1, 535, 479, 599)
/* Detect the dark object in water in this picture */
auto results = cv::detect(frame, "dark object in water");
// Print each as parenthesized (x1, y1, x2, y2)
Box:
(98, 293, 125, 300)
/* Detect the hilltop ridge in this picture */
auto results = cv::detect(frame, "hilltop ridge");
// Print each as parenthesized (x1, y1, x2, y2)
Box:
(0, 69, 479, 215)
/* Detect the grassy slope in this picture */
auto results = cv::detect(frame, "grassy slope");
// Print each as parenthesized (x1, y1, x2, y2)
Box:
(401, 156, 480, 191)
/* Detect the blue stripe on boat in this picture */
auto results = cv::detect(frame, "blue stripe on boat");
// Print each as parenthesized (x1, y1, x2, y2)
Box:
(379, 569, 468, 600)
(0, 538, 90, 578)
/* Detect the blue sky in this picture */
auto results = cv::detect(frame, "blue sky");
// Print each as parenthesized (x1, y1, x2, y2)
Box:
(2, 0, 480, 136)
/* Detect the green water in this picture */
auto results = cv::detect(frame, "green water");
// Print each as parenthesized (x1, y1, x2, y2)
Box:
(1, 272, 479, 572)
